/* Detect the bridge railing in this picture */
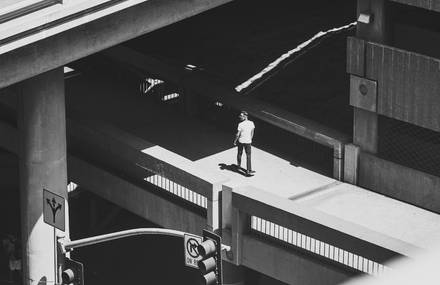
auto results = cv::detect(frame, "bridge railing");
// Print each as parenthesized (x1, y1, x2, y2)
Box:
(225, 185, 420, 282)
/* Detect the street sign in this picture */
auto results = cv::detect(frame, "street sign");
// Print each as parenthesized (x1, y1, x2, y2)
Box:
(184, 233, 202, 268)
(43, 188, 65, 231)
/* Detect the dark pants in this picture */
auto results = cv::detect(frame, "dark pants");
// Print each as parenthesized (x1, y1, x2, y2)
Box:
(237, 143, 252, 171)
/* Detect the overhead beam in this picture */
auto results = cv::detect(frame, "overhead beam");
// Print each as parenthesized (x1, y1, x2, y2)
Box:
(0, 0, 233, 89)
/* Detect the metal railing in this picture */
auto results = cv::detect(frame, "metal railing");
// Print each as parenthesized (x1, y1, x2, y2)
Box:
(251, 216, 389, 276)
(144, 174, 208, 208)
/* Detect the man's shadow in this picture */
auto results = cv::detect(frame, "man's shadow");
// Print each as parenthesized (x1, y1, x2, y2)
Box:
(218, 163, 253, 177)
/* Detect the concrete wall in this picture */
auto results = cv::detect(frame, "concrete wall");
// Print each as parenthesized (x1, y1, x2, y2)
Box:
(358, 152, 440, 214)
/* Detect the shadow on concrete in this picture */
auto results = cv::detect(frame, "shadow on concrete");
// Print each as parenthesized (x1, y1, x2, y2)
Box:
(218, 163, 253, 177)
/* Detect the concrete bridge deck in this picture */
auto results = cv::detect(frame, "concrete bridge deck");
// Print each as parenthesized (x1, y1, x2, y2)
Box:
(66, 65, 440, 253)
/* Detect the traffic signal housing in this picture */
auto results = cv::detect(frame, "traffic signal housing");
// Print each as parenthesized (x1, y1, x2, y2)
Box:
(61, 258, 84, 285)
(197, 230, 223, 285)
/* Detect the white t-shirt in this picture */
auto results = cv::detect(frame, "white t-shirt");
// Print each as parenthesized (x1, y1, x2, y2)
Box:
(237, 120, 255, 144)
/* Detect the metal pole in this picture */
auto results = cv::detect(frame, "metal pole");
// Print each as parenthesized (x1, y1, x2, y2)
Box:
(61, 228, 184, 252)
(60, 228, 231, 253)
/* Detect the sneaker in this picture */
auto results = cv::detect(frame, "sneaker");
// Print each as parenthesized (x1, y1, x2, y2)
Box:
(246, 170, 256, 175)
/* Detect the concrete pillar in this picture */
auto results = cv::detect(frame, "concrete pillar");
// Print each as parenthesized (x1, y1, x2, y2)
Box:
(356, 0, 389, 44)
(353, 0, 389, 155)
(223, 262, 245, 285)
(18, 68, 68, 285)
(344, 144, 360, 184)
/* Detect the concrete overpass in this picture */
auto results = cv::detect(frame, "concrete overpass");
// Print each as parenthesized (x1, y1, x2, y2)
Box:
(0, 0, 232, 88)
(2, 70, 440, 284)
(2, 1, 440, 285)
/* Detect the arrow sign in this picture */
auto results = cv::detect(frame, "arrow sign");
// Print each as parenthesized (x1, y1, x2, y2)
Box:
(43, 189, 65, 231)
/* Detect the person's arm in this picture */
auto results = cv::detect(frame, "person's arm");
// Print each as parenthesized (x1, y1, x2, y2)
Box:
(234, 128, 241, 145)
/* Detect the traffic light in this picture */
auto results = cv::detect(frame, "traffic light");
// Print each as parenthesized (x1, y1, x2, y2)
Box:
(197, 230, 222, 285)
(61, 258, 84, 285)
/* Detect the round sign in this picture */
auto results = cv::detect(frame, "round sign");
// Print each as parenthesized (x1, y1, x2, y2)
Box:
(186, 238, 200, 258)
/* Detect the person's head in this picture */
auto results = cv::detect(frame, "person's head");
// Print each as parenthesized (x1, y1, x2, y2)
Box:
(239, 111, 248, 121)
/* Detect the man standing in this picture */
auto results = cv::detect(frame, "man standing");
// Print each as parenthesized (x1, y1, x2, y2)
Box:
(233, 111, 256, 175)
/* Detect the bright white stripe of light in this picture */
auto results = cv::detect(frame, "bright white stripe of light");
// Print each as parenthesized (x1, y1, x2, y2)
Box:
(235, 21, 357, 93)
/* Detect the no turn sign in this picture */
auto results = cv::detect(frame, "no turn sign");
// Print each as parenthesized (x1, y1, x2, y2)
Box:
(184, 233, 202, 268)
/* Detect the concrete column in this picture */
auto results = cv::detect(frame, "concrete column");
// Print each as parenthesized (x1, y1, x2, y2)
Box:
(223, 262, 245, 285)
(353, 0, 389, 155)
(18, 68, 67, 285)
(356, 0, 389, 44)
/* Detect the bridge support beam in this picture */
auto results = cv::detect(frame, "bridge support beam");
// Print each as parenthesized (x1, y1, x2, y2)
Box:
(352, 0, 389, 156)
(18, 68, 68, 285)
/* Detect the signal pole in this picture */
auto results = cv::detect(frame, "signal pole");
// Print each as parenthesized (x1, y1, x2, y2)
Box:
(57, 228, 231, 285)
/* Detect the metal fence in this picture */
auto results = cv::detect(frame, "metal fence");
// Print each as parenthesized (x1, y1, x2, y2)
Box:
(251, 216, 390, 276)
(378, 116, 440, 177)
(144, 174, 208, 209)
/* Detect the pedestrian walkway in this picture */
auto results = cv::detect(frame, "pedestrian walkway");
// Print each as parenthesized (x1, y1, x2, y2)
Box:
(194, 146, 334, 198)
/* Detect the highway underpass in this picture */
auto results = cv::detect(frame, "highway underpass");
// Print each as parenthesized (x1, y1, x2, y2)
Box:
(2, 1, 440, 285)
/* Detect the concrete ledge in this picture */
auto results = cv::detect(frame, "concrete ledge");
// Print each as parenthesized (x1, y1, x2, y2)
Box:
(232, 186, 420, 262)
